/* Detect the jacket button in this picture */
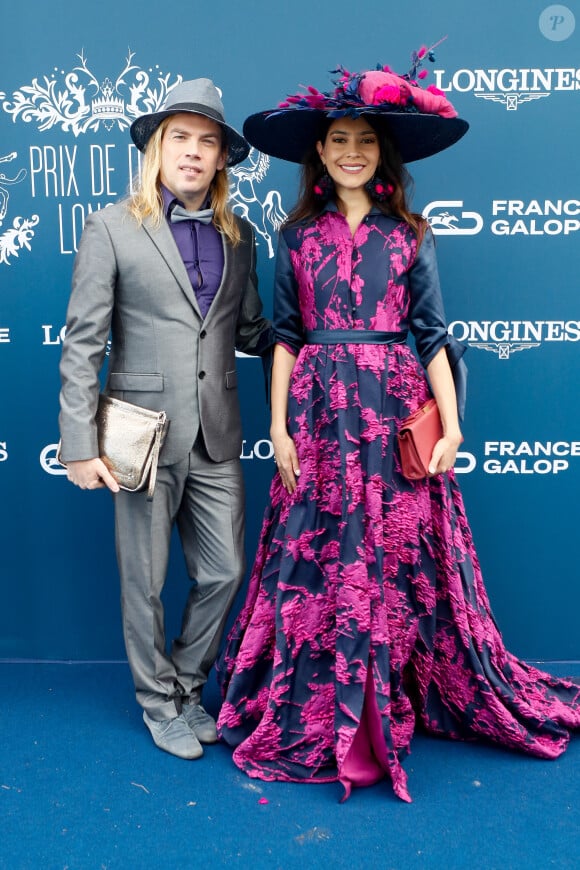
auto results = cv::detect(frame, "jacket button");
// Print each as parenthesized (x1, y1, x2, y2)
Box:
(199, 371, 206, 379)
(200, 330, 207, 339)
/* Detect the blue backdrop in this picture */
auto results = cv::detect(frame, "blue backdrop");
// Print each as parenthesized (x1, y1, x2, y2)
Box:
(1, 1, 579, 661)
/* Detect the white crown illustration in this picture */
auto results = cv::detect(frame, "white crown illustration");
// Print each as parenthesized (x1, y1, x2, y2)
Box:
(91, 78, 125, 120)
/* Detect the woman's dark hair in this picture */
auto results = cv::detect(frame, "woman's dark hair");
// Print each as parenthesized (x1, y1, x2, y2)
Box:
(284, 114, 426, 238)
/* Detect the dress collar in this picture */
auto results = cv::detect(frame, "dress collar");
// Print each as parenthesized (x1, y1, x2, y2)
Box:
(320, 200, 384, 218)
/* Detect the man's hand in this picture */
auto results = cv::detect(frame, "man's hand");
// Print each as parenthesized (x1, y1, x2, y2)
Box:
(65, 458, 120, 493)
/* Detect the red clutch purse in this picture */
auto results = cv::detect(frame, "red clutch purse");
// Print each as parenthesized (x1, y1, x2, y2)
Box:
(397, 398, 443, 480)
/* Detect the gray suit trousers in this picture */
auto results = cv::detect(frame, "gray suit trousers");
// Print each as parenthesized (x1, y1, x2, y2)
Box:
(114, 440, 245, 720)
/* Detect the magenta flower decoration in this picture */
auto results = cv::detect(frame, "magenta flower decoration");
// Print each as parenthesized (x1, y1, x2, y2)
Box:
(359, 71, 409, 107)
(270, 38, 459, 122)
(410, 82, 458, 118)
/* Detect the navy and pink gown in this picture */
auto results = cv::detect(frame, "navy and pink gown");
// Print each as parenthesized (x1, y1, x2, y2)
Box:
(216, 204, 580, 802)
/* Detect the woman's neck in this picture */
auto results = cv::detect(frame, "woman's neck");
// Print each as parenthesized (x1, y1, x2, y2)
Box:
(336, 188, 373, 236)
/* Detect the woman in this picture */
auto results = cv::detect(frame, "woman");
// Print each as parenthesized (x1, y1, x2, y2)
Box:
(217, 50, 580, 802)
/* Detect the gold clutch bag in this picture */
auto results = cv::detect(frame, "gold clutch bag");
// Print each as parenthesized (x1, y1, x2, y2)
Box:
(96, 395, 168, 498)
(59, 395, 168, 499)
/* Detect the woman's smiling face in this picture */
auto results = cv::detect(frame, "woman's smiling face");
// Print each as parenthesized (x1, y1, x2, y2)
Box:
(316, 116, 380, 196)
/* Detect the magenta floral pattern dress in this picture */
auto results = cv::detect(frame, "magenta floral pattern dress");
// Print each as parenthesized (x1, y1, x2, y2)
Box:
(217, 206, 580, 802)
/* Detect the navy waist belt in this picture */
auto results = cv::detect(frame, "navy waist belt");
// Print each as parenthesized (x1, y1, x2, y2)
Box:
(305, 329, 408, 345)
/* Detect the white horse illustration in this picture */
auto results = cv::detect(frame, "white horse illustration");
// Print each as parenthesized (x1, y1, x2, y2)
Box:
(427, 211, 460, 231)
(0, 152, 27, 223)
(229, 148, 287, 258)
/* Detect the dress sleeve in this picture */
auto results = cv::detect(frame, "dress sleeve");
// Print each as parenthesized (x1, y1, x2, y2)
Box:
(408, 228, 449, 368)
(408, 227, 468, 419)
(273, 231, 304, 356)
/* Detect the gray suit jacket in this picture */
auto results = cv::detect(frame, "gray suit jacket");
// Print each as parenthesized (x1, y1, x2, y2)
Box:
(59, 200, 271, 466)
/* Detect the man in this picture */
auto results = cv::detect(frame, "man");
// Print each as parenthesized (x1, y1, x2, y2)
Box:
(59, 79, 272, 759)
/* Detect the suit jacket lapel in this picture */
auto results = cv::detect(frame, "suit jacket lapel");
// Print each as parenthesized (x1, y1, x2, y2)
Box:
(142, 217, 202, 317)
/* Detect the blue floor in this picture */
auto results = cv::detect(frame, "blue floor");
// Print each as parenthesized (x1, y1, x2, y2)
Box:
(1, 662, 579, 869)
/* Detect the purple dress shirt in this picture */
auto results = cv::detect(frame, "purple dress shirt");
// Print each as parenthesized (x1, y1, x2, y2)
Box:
(161, 184, 224, 319)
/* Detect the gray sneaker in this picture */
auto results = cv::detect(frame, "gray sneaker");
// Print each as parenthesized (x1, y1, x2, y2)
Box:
(181, 703, 218, 744)
(143, 711, 203, 759)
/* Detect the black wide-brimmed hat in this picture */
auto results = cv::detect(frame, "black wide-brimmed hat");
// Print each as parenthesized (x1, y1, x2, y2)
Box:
(243, 46, 469, 164)
(130, 78, 250, 166)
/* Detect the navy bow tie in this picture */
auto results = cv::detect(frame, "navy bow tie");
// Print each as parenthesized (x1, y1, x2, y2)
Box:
(170, 204, 214, 224)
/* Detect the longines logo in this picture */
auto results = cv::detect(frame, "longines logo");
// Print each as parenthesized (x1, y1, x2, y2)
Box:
(455, 441, 580, 475)
(0, 442, 8, 462)
(424, 199, 580, 237)
(42, 324, 66, 345)
(432, 66, 580, 110)
(449, 320, 580, 359)
(42, 325, 111, 358)
(240, 439, 274, 460)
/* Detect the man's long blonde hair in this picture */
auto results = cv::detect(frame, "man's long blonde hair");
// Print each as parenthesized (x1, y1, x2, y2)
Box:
(126, 116, 241, 245)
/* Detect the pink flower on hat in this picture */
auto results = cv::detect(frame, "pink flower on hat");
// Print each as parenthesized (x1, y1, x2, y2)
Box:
(359, 70, 458, 119)
(359, 71, 411, 107)
(408, 82, 458, 118)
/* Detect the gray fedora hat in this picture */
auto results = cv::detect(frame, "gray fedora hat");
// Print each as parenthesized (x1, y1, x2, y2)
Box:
(130, 78, 250, 166)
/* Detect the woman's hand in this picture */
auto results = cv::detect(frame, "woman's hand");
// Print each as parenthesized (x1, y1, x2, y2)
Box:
(425, 347, 463, 476)
(428, 432, 463, 476)
(271, 428, 301, 494)
(270, 344, 300, 493)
